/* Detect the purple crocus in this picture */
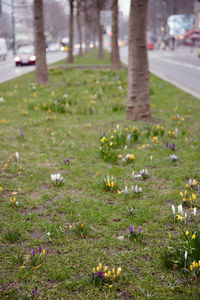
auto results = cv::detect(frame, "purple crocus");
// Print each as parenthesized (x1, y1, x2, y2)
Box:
(63, 157, 70, 164)
(129, 225, 133, 234)
(138, 227, 142, 235)
(32, 288, 37, 297)
(97, 271, 100, 277)
(20, 130, 24, 138)
(171, 143, 175, 151)
(92, 273, 94, 279)
(133, 230, 136, 235)
(39, 247, 42, 253)
(166, 142, 168, 148)
(100, 271, 103, 278)
(130, 208, 133, 215)
(32, 249, 35, 256)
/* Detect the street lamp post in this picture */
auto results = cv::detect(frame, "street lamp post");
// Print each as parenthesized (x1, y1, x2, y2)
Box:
(11, 0, 15, 55)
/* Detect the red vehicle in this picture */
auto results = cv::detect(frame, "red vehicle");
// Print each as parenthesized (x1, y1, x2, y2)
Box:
(147, 42, 154, 50)
(15, 45, 36, 66)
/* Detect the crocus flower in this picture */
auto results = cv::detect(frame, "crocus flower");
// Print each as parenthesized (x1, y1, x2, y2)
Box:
(15, 152, 19, 161)
(129, 225, 133, 234)
(138, 227, 142, 235)
(178, 204, 183, 215)
(171, 205, 175, 217)
(33, 249, 35, 256)
(133, 230, 136, 235)
(185, 251, 188, 260)
(130, 208, 133, 215)
(39, 247, 42, 253)
(124, 186, 128, 196)
(92, 273, 94, 279)
(193, 207, 197, 216)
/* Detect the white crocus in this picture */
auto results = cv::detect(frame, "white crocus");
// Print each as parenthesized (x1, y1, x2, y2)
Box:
(178, 204, 183, 215)
(171, 205, 175, 217)
(135, 185, 138, 193)
(170, 154, 178, 161)
(185, 251, 188, 260)
(15, 152, 19, 161)
(51, 174, 56, 182)
(193, 207, 197, 216)
(139, 187, 142, 193)
(124, 186, 128, 196)
(131, 185, 134, 193)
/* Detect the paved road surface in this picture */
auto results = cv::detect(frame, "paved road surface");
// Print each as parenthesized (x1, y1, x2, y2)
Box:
(0, 51, 67, 84)
(120, 46, 200, 99)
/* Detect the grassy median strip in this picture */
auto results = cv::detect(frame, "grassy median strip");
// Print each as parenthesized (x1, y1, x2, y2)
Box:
(0, 50, 200, 299)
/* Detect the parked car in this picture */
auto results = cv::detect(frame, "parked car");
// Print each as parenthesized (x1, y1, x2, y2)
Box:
(0, 38, 8, 60)
(47, 43, 60, 52)
(15, 45, 36, 66)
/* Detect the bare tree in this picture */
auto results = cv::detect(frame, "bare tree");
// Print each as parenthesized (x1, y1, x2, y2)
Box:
(34, 0, 48, 84)
(67, 0, 74, 63)
(111, 0, 120, 69)
(76, 0, 83, 56)
(126, 0, 151, 121)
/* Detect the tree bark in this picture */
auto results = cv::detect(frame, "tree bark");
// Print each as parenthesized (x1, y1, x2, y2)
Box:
(111, 0, 120, 69)
(126, 0, 151, 121)
(97, 9, 104, 59)
(67, 0, 74, 63)
(77, 0, 83, 56)
(34, 0, 48, 84)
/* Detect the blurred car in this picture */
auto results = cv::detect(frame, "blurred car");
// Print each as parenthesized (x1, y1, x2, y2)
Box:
(0, 38, 8, 60)
(15, 45, 36, 66)
(147, 42, 154, 50)
(47, 43, 60, 52)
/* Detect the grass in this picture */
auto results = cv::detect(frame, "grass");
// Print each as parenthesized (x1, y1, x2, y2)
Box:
(0, 49, 200, 299)
(54, 48, 111, 65)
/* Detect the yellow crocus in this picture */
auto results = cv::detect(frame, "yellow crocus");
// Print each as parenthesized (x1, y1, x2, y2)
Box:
(112, 267, 115, 274)
(117, 267, 121, 275)
(192, 261, 196, 268)
(93, 267, 95, 273)
(111, 181, 114, 188)
(35, 265, 40, 269)
(42, 249, 45, 256)
(185, 184, 190, 189)
(190, 265, 193, 271)
(81, 223, 84, 228)
(193, 180, 197, 186)
(108, 271, 111, 277)
(192, 194, 196, 201)
(192, 234, 196, 240)
(180, 192, 183, 197)
(0, 187, 2, 191)
(168, 233, 172, 238)
(99, 263, 102, 270)
(96, 266, 99, 272)
(104, 266, 108, 272)
(185, 231, 189, 236)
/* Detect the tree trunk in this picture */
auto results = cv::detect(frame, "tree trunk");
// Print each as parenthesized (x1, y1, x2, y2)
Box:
(67, 0, 74, 63)
(97, 10, 103, 59)
(34, 0, 48, 84)
(111, 0, 120, 69)
(77, 1, 83, 57)
(126, 0, 151, 121)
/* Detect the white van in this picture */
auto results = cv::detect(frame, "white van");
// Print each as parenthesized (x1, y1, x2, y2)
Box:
(0, 38, 8, 60)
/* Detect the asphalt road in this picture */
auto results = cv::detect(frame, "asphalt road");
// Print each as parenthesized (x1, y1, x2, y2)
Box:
(0, 51, 67, 84)
(120, 46, 200, 99)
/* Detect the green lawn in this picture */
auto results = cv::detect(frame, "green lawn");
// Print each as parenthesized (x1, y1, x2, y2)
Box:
(0, 50, 200, 299)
